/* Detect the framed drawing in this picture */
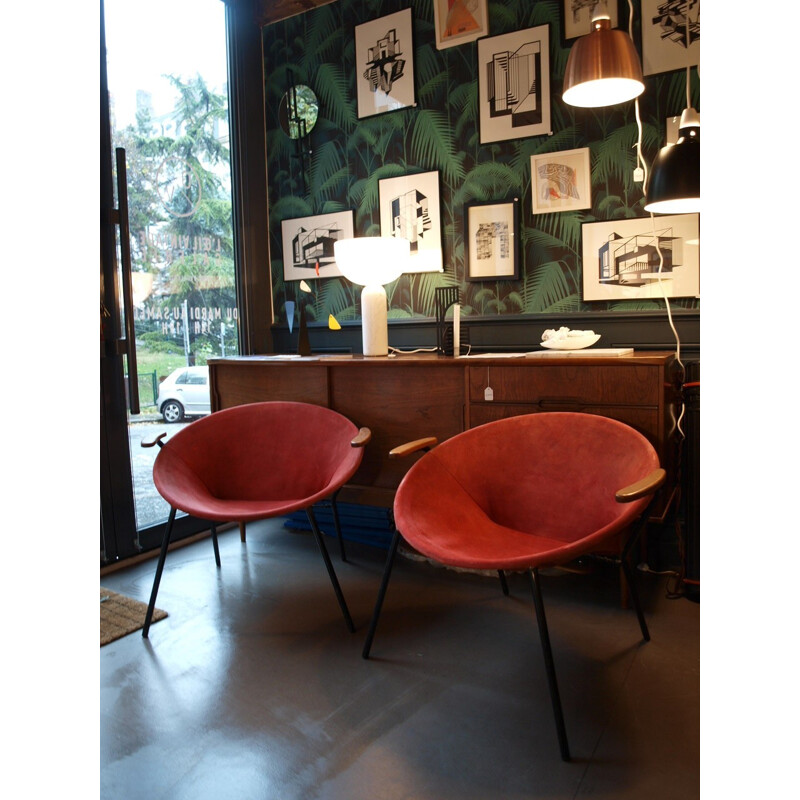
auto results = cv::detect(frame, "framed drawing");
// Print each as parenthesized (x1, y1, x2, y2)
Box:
(379, 170, 443, 274)
(530, 147, 592, 215)
(581, 213, 700, 301)
(464, 198, 520, 281)
(641, 0, 700, 76)
(477, 24, 551, 145)
(433, 0, 489, 50)
(560, 1, 623, 46)
(355, 8, 416, 119)
(281, 210, 354, 281)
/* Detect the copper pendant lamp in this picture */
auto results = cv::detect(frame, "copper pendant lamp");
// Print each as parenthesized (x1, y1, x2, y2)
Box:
(562, 6, 644, 108)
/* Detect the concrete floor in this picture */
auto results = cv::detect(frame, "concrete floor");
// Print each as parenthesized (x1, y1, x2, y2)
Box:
(100, 518, 699, 799)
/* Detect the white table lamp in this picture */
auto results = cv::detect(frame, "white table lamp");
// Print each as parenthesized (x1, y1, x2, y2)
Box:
(334, 237, 410, 357)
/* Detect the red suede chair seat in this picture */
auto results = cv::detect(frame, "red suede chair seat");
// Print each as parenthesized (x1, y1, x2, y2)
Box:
(153, 401, 365, 522)
(393, 413, 660, 571)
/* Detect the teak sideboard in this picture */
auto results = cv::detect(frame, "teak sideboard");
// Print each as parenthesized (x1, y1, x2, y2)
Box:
(208, 352, 680, 518)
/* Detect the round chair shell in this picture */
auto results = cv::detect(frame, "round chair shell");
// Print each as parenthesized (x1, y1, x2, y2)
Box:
(153, 401, 365, 521)
(393, 412, 660, 571)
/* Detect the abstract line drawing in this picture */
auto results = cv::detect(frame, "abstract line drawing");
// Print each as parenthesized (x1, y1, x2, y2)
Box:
(355, 9, 416, 118)
(652, 0, 700, 47)
(390, 189, 431, 252)
(291, 222, 344, 269)
(281, 210, 354, 281)
(379, 171, 443, 274)
(363, 28, 406, 95)
(478, 25, 550, 144)
(598, 228, 682, 287)
(487, 41, 542, 128)
(641, 0, 700, 76)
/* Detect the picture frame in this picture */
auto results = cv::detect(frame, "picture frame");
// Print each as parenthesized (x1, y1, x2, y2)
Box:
(281, 210, 355, 282)
(355, 8, 416, 119)
(641, 0, 700, 76)
(379, 170, 443, 274)
(530, 147, 592, 215)
(581, 213, 700, 301)
(560, 1, 623, 47)
(433, 0, 489, 50)
(464, 198, 520, 281)
(477, 24, 551, 145)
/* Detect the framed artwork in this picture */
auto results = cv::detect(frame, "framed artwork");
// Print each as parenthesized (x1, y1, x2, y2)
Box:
(281, 210, 354, 281)
(641, 0, 700, 76)
(355, 8, 416, 119)
(477, 24, 551, 145)
(379, 170, 443, 274)
(581, 213, 700, 301)
(530, 147, 592, 215)
(433, 0, 489, 50)
(560, 1, 623, 46)
(464, 198, 520, 281)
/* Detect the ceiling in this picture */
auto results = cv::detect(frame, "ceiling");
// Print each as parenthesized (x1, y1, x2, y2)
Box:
(257, 0, 338, 26)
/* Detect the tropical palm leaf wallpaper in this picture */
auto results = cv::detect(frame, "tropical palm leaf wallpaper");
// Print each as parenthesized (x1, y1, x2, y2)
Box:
(263, 0, 700, 327)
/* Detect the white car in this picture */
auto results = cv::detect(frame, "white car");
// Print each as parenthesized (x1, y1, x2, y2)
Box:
(156, 366, 211, 422)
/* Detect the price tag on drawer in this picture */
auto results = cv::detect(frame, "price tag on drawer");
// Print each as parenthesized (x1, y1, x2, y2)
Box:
(484, 386, 494, 401)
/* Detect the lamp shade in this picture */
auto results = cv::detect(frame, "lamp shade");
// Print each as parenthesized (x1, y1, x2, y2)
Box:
(644, 108, 700, 214)
(334, 237, 409, 286)
(562, 16, 644, 108)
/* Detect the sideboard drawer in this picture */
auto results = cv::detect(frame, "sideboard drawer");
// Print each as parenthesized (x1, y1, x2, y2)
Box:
(469, 403, 661, 442)
(468, 364, 662, 407)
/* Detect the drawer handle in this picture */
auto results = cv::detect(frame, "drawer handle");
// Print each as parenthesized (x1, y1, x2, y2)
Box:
(538, 397, 584, 411)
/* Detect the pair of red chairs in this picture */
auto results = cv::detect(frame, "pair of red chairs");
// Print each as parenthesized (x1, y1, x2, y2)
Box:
(145, 402, 664, 761)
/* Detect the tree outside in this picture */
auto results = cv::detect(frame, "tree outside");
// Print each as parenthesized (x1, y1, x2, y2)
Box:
(113, 74, 238, 411)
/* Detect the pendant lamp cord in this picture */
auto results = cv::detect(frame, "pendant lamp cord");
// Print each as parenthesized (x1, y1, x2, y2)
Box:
(630, 0, 687, 440)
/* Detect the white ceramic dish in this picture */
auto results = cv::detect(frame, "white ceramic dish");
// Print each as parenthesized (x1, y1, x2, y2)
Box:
(540, 333, 601, 350)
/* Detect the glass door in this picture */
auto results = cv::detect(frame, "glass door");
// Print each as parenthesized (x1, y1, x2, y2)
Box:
(101, 0, 239, 563)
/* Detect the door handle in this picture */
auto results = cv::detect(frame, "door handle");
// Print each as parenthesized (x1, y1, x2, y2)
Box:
(115, 147, 140, 414)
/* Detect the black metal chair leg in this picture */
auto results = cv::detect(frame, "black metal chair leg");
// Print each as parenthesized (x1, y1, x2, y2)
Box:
(498, 569, 510, 596)
(330, 491, 347, 563)
(362, 529, 401, 659)
(620, 514, 653, 642)
(210, 522, 221, 568)
(527, 568, 571, 762)
(306, 507, 355, 633)
(620, 555, 650, 642)
(143, 506, 177, 638)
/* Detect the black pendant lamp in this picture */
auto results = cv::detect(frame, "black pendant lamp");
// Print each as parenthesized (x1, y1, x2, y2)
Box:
(644, 108, 700, 214)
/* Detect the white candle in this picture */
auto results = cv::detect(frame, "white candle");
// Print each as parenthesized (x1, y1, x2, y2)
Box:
(453, 303, 460, 357)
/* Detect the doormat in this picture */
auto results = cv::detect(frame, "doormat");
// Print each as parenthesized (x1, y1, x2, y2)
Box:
(100, 587, 166, 646)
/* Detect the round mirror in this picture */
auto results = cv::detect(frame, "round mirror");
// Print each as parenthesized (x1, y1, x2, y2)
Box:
(279, 84, 319, 139)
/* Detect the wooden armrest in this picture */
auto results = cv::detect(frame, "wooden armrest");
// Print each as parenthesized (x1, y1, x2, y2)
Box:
(141, 432, 168, 449)
(351, 427, 372, 448)
(615, 468, 667, 503)
(389, 437, 438, 458)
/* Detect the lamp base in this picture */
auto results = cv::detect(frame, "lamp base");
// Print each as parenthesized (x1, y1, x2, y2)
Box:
(361, 284, 388, 357)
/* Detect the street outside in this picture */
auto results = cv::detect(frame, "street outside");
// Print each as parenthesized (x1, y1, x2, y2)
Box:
(128, 415, 197, 530)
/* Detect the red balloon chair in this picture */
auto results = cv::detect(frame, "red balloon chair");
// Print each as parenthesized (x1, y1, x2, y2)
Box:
(361, 412, 666, 761)
(141, 401, 371, 638)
